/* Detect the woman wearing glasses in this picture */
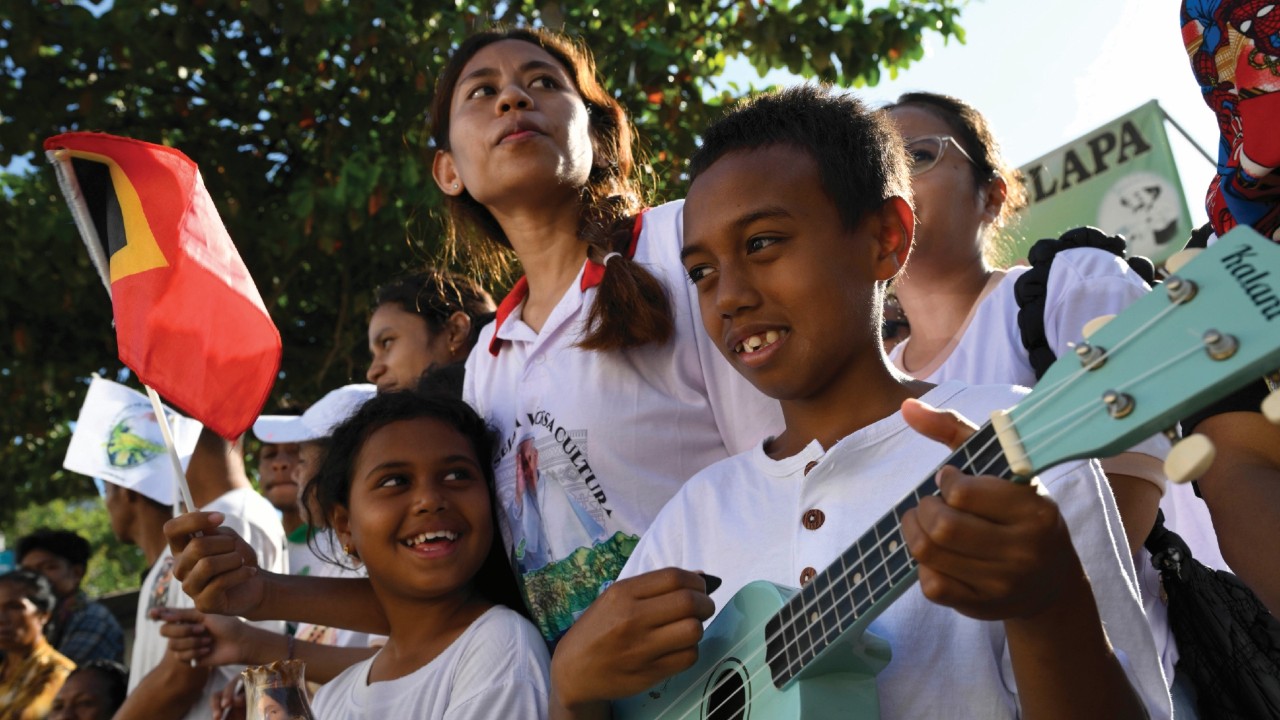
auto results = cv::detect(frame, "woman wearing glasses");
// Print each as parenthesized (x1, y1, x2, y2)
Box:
(883, 92, 1166, 557)
(882, 90, 1181, 704)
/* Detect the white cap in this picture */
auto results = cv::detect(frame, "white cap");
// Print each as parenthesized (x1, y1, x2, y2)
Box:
(252, 384, 377, 443)
(64, 377, 203, 507)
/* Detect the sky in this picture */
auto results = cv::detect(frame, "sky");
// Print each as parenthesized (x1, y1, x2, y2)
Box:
(726, 0, 1220, 217)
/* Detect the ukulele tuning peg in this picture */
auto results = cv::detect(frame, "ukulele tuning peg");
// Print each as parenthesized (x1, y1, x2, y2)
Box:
(1081, 315, 1116, 339)
(1262, 388, 1280, 426)
(1164, 434, 1216, 484)
(1163, 248, 1202, 275)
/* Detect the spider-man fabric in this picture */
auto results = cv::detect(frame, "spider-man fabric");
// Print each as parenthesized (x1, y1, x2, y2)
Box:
(1182, 0, 1280, 240)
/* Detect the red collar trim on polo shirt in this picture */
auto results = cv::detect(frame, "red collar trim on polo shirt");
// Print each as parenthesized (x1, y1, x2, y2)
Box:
(488, 210, 648, 356)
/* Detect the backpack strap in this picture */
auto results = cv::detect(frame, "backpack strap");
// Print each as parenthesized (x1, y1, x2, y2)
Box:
(1012, 226, 1155, 380)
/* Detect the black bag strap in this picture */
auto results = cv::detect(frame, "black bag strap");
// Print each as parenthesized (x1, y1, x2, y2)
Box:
(1143, 509, 1183, 569)
(1012, 226, 1156, 381)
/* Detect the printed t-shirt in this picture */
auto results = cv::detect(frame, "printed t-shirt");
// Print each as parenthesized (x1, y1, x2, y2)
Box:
(464, 199, 784, 646)
(311, 605, 550, 719)
(128, 487, 287, 720)
(620, 381, 1172, 720)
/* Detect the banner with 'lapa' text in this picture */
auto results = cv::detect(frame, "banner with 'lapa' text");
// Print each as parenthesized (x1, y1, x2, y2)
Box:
(1008, 99, 1192, 265)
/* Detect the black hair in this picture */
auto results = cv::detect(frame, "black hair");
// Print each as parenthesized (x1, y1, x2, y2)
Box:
(307, 389, 528, 618)
(690, 84, 912, 232)
(373, 268, 496, 354)
(0, 569, 58, 615)
(415, 361, 467, 401)
(65, 660, 129, 716)
(430, 27, 673, 352)
(16, 528, 91, 568)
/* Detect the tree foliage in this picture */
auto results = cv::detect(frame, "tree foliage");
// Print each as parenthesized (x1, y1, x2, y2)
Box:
(0, 0, 964, 520)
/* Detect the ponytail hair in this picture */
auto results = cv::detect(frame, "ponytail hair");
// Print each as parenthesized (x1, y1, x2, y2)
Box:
(577, 206, 674, 351)
(430, 27, 673, 351)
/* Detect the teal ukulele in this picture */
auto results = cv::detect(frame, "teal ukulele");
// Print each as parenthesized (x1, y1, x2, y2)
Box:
(614, 226, 1280, 720)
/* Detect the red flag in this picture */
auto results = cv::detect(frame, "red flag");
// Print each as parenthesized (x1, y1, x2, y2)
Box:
(44, 132, 281, 439)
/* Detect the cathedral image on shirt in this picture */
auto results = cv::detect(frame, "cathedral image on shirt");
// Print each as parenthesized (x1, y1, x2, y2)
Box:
(497, 428, 638, 644)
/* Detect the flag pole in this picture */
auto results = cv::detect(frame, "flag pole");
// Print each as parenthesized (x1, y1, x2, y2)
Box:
(47, 148, 200, 517)
(145, 386, 199, 513)
(1158, 103, 1216, 167)
(46, 149, 112, 295)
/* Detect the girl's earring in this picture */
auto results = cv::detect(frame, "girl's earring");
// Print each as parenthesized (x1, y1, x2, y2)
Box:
(343, 543, 359, 559)
(452, 183, 460, 190)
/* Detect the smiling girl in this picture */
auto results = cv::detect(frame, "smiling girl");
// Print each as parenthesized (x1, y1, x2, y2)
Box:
(308, 390, 548, 718)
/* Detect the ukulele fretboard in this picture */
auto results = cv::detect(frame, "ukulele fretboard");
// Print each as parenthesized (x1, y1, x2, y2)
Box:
(764, 421, 1013, 688)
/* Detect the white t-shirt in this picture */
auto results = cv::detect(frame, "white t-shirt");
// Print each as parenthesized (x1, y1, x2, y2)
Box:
(620, 381, 1172, 720)
(464, 200, 784, 645)
(888, 247, 1195, 683)
(312, 606, 550, 719)
(128, 488, 288, 720)
(291, 529, 385, 649)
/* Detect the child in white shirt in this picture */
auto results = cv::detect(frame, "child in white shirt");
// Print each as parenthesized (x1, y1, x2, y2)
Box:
(548, 85, 1171, 720)
(306, 391, 549, 717)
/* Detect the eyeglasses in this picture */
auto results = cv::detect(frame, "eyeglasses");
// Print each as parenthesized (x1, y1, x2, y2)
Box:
(904, 135, 977, 177)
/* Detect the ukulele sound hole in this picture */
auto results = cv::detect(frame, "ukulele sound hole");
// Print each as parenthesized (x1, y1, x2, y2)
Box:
(702, 662, 748, 720)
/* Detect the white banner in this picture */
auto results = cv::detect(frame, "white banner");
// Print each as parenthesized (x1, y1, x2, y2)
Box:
(63, 377, 202, 506)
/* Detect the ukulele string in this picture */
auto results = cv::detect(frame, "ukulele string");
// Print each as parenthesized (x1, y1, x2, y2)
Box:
(1012, 297, 1183, 426)
(1010, 335, 1208, 458)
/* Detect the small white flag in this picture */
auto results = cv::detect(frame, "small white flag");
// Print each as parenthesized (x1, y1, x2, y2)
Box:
(63, 377, 202, 506)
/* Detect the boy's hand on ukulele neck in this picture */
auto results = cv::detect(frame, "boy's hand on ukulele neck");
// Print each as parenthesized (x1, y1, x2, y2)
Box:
(900, 399, 1078, 622)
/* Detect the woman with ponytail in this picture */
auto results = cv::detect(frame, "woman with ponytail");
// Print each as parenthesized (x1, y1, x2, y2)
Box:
(430, 28, 781, 646)
(164, 27, 781, 655)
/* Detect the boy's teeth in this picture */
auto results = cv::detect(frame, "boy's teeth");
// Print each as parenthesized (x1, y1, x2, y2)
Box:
(738, 330, 782, 353)
(403, 530, 459, 547)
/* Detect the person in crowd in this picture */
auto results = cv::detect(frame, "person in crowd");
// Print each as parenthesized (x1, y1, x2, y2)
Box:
(49, 660, 128, 720)
(252, 404, 305, 572)
(1178, 0, 1280, 615)
(882, 91, 1167, 559)
(878, 92, 1197, 703)
(366, 268, 495, 393)
(16, 529, 124, 665)
(548, 84, 1170, 720)
(0, 570, 76, 720)
(162, 26, 781, 650)
(104, 428, 287, 720)
(254, 384, 378, 589)
(176, 391, 551, 717)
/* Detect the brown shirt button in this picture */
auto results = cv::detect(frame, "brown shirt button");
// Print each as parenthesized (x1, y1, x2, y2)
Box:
(799, 566, 817, 585)
(802, 509, 826, 530)
(803, 460, 819, 476)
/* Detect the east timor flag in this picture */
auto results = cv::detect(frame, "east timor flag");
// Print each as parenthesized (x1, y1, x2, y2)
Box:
(44, 132, 281, 440)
